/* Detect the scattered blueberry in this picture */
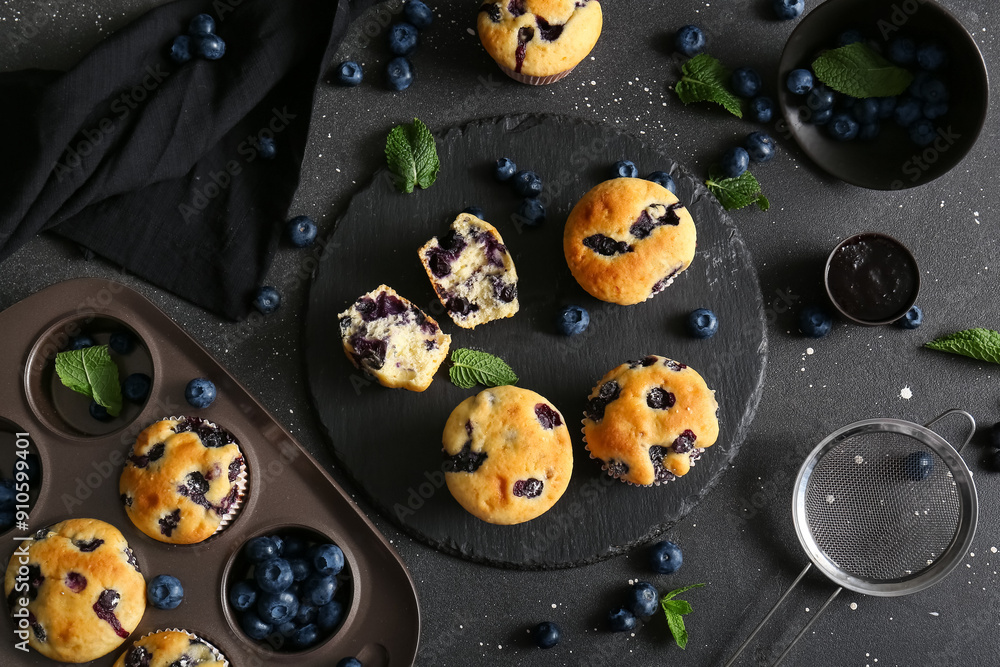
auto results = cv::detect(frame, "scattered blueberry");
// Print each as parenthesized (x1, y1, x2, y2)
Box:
(827, 112, 859, 141)
(720, 147, 749, 179)
(687, 308, 719, 339)
(917, 40, 947, 71)
(745, 131, 776, 163)
(494, 157, 517, 181)
(257, 136, 276, 159)
(311, 544, 345, 575)
(389, 22, 419, 56)
(646, 171, 676, 193)
(404, 1, 434, 30)
(904, 451, 934, 481)
(147, 574, 184, 610)
(511, 170, 543, 197)
(627, 581, 660, 617)
(837, 29, 863, 46)
(887, 37, 917, 65)
(196, 34, 226, 60)
(649, 540, 683, 574)
(318, 600, 345, 631)
(258, 590, 299, 625)
(463, 206, 486, 219)
(731, 67, 762, 98)
(169, 35, 192, 64)
(188, 13, 216, 36)
(518, 198, 546, 227)
(893, 97, 922, 127)
(612, 160, 639, 179)
(288, 215, 318, 248)
(245, 536, 279, 563)
(185, 377, 217, 409)
(909, 119, 936, 146)
(254, 286, 281, 315)
(256, 558, 294, 594)
(386, 56, 414, 91)
(773, 0, 805, 21)
(607, 607, 638, 632)
(851, 98, 879, 125)
(674, 24, 706, 57)
(786, 68, 814, 95)
(89, 400, 111, 422)
(335, 61, 364, 86)
(121, 373, 151, 403)
(229, 580, 257, 611)
(69, 335, 96, 350)
(337, 659, 363, 667)
(750, 95, 774, 123)
(241, 611, 272, 641)
(799, 305, 832, 338)
(531, 621, 561, 649)
(897, 305, 923, 329)
(556, 305, 590, 336)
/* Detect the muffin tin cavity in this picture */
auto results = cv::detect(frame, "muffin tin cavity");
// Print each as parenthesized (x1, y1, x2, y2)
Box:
(0, 420, 40, 536)
(25, 316, 154, 438)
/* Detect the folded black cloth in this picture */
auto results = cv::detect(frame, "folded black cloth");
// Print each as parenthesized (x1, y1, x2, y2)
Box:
(0, 0, 375, 319)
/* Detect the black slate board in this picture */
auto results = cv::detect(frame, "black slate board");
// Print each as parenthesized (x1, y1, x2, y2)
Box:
(305, 115, 767, 569)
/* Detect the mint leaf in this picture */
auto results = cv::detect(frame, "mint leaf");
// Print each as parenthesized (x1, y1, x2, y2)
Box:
(661, 583, 705, 650)
(385, 118, 440, 194)
(925, 328, 1000, 364)
(54, 345, 123, 417)
(706, 168, 769, 211)
(448, 349, 518, 389)
(812, 42, 913, 98)
(675, 54, 743, 118)
(662, 582, 705, 601)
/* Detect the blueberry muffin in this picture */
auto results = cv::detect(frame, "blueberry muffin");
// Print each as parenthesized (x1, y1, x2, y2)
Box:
(3, 518, 145, 662)
(477, 0, 603, 84)
(582, 356, 719, 486)
(564, 178, 697, 305)
(338, 284, 451, 391)
(442, 386, 573, 524)
(419, 213, 519, 329)
(113, 630, 226, 667)
(120, 417, 246, 545)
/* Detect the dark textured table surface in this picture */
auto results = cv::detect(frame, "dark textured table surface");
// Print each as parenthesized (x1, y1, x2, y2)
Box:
(2, 1, 999, 665)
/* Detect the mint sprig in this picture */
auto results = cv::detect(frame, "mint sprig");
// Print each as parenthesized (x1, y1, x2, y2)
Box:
(661, 583, 705, 650)
(705, 167, 770, 211)
(385, 117, 440, 194)
(54, 345, 123, 416)
(812, 42, 913, 98)
(925, 328, 1000, 364)
(448, 349, 518, 389)
(675, 54, 743, 118)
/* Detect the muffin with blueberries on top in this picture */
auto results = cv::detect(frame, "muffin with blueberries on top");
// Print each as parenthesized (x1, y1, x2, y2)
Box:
(477, 0, 603, 85)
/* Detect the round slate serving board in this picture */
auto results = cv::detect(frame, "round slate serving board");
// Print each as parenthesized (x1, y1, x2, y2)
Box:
(305, 114, 767, 569)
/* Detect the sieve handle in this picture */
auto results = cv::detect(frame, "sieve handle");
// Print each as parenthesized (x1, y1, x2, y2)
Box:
(924, 409, 977, 453)
(771, 586, 842, 667)
(722, 563, 813, 667)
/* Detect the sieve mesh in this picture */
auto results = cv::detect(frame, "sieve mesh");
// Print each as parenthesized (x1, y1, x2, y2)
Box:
(803, 431, 962, 582)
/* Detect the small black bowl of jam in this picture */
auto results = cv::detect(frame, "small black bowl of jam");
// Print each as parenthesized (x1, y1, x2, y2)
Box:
(824, 232, 919, 326)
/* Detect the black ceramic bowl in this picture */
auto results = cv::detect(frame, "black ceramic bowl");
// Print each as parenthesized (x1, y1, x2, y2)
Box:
(824, 232, 920, 326)
(777, 0, 988, 190)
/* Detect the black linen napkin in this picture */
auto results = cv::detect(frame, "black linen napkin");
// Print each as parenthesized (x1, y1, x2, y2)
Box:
(0, 0, 375, 319)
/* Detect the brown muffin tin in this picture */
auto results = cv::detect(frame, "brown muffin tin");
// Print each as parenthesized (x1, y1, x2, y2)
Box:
(0, 278, 419, 665)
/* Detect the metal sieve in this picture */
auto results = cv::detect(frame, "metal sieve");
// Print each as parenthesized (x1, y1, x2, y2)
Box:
(725, 409, 978, 666)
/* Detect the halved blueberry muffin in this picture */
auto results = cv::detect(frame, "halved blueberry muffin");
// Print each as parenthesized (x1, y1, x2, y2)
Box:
(418, 213, 519, 329)
(113, 630, 227, 667)
(477, 0, 603, 84)
(338, 284, 451, 391)
(3, 518, 146, 663)
(582, 356, 719, 486)
(119, 417, 246, 545)
(564, 178, 697, 305)
(443, 386, 573, 525)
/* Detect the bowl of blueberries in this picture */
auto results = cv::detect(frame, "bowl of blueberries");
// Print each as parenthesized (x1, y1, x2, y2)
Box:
(777, 0, 988, 189)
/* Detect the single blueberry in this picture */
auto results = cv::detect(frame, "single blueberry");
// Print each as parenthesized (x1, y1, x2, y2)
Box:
(772, 0, 804, 20)
(646, 171, 676, 193)
(909, 119, 936, 146)
(257, 590, 299, 625)
(404, 0, 434, 30)
(311, 543, 345, 575)
(388, 22, 419, 56)
(917, 40, 948, 71)
(494, 157, 517, 181)
(256, 558, 294, 594)
(893, 97, 923, 127)
(556, 305, 590, 336)
(799, 305, 832, 338)
(877, 96, 897, 119)
(89, 400, 111, 422)
(463, 206, 486, 219)
(335, 61, 364, 87)
(627, 581, 660, 617)
(69, 335, 96, 350)
(518, 198, 545, 227)
(827, 112, 859, 141)
(229, 580, 257, 612)
(317, 600, 345, 631)
(169, 35, 192, 64)
(607, 607, 638, 632)
(337, 658, 363, 667)
(731, 67, 762, 98)
(254, 286, 281, 315)
(837, 29, 863, 46)
(245, 536, 279, 563)
(122, 373, 151, 403)
(511, 170, 543, 197)
(288, 215, 318, 248)
(897, 305, 923, 329)
(612, 160, 639, 178)
(147, 574, 184, 610)
(257, 136, 277, 159)
(858, 122, 880, 141)
(531, 621, 561, 649)
(674, 24, 706, 57)
(109, 331, 135, 355)
(720, 147, 750, 179)
(920, 78, 949, 104)
(806, 85, 835, 112)
(288, 558, 312, 582)
(750, 95, 774, 123)
(185, 377, 217, 409)
(687, 308, 719, 339)
(649, 540, 683, 574)
(786, 68, 814, 95)
(745, 131, 776, 163)
(851, 98, 879, 125)
(305, 573, 338, 606)
(887, 37, 916, 65)
(188, 13, 216, 36)
(196, 34, 226, 60)
(904, 451, 934, 481)
(386, 56, 414, 91)
(240, 611, 272, 641)
(291, 623, 320, 649)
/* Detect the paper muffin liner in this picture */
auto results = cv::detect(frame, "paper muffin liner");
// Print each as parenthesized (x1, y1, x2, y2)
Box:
(497, 63, 575, 85)
(136, 629, 230, 666)
(581, 421, 705, 487)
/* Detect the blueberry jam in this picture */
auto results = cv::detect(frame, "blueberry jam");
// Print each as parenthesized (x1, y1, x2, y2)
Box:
(159, 509, 181, 537)
(128, 442, 165, 468)
(427, 232, 467, 278)
(349, 335, 388, 369)
(534, 403, 562, 429)
(827, 233, 919, 322)
(515, 27, 534, 72)
(178, 471, 212, 509)
(94, 589, 129, 639)
(173, 417, 236, 448)
(229, 456, 244, 482)
(513, 478, 544, 498)
(491, 277, 517, 303)
(443, 441, 488, 473)
(478, 232, 507, 267)
(64, 572, 87, 593)
(629, 203, 683, 239)
(356, 291, 408, 322)
(125, 646, 152, 667)
(479, 3, 501, 22)
(672, 429, 698, 454)
(446, 297, 480, 317)
(646, 388, 676, 410)
(665, 359, 687, 372)
(536, 17, 564, 41)
(74, 538, 104, 552)
(583, 234, 633, 256)
(508, 0, 526, 16)
(586, 381, 621, 421)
